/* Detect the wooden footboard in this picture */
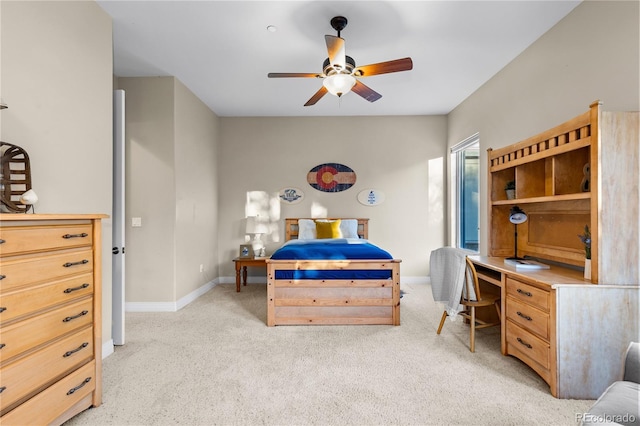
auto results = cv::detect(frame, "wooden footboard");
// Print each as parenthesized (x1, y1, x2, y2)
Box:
(266, 259, 401, 326)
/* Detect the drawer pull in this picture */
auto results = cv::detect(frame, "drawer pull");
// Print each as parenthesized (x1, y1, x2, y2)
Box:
(63, 342, 89, 357)
(63, 259, 89, 268)
(63, 310, 89, 322)
(0, 275, 5, 280)
(0, 239, 5, 244)
(63, 233, 88, 239)
(64, 283, 90, 293)
(66, 377, 91, 395)
(0, 386, 6, 394)
(0, 343, 5, 350)
(516, 311, 533, 321)
(517, 337, 533, 349)
(516, 288, 533, 297)
(0, 307, 6, 313)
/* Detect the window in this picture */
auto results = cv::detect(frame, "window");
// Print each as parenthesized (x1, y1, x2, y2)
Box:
(451, 134, 479, 251)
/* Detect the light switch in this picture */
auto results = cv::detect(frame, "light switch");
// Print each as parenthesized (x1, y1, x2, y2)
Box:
(132, 217, 142, 227)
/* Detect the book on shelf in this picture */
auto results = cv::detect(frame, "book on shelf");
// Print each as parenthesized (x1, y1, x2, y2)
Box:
(504, 258, 550, 270)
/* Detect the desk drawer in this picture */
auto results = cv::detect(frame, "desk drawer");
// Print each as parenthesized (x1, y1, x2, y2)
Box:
(0, 224, 92, 256)
(506, 278, 549, 311)
(0, 360, 96, 425)
(0, 249, 93, 292)
(507, 320, 550, 369)
(0, 298, 93, 362)
(0, 274, 93, 324)
(0, 327, 93, 413)
(506, 296, 550, 340)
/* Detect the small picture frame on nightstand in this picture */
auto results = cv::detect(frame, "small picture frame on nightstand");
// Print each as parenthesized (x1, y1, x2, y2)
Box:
(239, 244, 254, 259)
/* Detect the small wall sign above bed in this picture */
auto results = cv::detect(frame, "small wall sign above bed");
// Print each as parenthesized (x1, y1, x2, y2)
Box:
(307, 163, 356, 193)
(357, 189, 385, 206)
(278, 187, 304, 204)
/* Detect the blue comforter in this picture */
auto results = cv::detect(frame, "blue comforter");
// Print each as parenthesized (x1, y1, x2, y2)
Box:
(270, 239, 394, 280)
(270, 238, 393, 260)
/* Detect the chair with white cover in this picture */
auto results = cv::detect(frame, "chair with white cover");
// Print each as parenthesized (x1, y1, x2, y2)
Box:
(435, 256, 501, 352)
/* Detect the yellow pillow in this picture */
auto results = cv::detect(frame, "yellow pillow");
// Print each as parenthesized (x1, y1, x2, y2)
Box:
(315, 219, 342, 239)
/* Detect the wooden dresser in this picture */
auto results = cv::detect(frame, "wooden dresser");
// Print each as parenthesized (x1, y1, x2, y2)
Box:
(0, 214, 105, 425)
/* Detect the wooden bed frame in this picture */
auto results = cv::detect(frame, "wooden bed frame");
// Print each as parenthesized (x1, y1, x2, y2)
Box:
(265, 218, 401, 326)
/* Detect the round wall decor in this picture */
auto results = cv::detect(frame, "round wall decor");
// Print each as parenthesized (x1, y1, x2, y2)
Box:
(357, 189, 385, 206)
(307, 163, 356, 193)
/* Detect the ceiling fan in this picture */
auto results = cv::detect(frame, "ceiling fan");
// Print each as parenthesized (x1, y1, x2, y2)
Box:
(267, 16, 413, 106)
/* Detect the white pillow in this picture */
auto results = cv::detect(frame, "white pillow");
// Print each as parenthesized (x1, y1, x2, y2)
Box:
(298, 219, 316, 240)
(340, 219, 359, 239)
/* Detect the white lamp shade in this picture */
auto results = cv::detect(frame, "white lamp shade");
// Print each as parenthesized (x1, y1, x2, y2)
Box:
(322, 74, 356, 97)
(246, 216, 268, 234)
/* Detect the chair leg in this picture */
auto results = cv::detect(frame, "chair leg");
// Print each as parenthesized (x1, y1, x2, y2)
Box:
(436, 311, 448, 334)
(470, 306, 476, 352)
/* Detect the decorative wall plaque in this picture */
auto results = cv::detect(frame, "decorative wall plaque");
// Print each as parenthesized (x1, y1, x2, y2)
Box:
(278, 187, 304, 204)
(307, 163, 356, 193)
(357, 189, 385, 206)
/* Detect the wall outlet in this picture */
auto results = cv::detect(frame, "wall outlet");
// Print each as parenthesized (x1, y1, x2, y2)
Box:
(199, 264, 204, 272)
(132, 217, 142, 227)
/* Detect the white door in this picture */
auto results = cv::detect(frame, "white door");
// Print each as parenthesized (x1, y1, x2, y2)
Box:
(112, 89, 125, 345)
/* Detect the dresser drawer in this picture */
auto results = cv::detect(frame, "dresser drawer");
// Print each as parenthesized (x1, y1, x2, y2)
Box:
(0, 298, 93, 362)
(0, 274, 93, 324)
(506, 278, 549, 311)
(0, 249, 93, 292)
(0, 224, 92, 256)
(0, 360, 96, 425)
(506, 320, 550, 369)
(0, 327, 93, 414)
(506, 296, 550, 340)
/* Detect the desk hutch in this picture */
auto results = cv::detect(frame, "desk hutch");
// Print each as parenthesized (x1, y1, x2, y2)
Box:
(476, 101, 639, 399)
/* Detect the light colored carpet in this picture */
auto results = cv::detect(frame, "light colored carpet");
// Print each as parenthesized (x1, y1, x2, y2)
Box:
(65, 282, 592, 425)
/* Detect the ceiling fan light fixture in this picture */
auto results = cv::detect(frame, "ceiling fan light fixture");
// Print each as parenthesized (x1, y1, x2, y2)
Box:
(322, 73, 356, 97)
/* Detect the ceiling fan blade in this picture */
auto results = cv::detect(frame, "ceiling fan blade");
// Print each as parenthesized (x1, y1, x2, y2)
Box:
(268, 73, 322, 78)
(325, 35, 346, 70)
(351, 80, 382, 103)
(304, 86, 328, 106)
(353, 57, 413, 77)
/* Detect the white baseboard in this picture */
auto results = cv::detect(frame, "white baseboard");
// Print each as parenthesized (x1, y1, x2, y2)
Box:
(103, 339, 114, 359)
(125, 279, 218, 312)
(218, 276, 430, 285)
(123, 276, 429, 314)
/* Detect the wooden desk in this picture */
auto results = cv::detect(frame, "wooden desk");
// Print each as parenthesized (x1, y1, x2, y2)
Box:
(232, 257, 267, 292)
(468, 256, 591, 398)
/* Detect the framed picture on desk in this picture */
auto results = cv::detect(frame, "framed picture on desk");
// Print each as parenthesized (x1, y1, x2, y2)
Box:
(239, 244, 253, 259)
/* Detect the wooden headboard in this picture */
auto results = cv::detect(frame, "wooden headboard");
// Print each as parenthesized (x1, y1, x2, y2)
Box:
(284, 218, 369, 241)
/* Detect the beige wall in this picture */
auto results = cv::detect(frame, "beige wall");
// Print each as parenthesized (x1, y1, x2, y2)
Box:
(174, 78, 219, 299)
(447, 0, 640, 255)
(218, 116, 448, 277)
(117, 76, 220, 303)
(1, 1, 113, 342)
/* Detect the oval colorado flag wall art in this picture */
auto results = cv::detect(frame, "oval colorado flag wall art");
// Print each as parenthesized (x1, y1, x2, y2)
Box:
(307, 163, 357, 193)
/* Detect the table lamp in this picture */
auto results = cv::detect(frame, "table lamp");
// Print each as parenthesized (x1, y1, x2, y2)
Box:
(246, 216, 268, 257)
(506, 206, 528, 260)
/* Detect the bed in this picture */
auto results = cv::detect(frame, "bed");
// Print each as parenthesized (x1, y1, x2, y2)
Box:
(265, 218, 401, 326)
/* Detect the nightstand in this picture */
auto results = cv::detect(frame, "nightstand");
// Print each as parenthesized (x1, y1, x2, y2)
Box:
(232, 257, 267, 292)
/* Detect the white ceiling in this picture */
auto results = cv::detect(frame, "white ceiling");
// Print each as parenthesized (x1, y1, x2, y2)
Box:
(97, 1, 581, 117)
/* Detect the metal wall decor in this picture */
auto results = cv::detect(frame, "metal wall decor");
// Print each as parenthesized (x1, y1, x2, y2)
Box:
(307, 163, 356, 193)
(1, 142, 33, 213)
